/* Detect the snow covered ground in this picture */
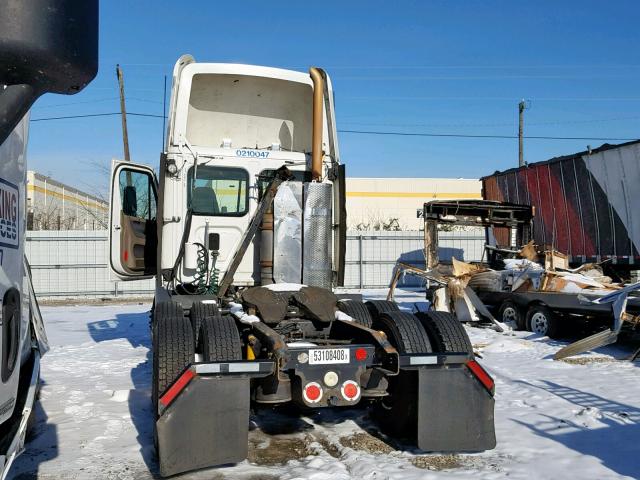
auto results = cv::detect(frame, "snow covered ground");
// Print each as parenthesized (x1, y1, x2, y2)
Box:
(8, 289, 640, 480)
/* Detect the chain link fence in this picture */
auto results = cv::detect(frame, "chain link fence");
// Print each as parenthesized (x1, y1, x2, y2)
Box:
(25, 229, 485, 297)
(25, 231, 155, 297)
(344, 229, 484, 288)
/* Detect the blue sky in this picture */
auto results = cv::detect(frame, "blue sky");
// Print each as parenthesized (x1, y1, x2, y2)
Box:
(27, 0, 640, 194)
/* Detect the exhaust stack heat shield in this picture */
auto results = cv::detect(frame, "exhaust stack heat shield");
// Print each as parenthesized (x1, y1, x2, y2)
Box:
(303, 183, 332, 289)
(273, 182, 303, 284)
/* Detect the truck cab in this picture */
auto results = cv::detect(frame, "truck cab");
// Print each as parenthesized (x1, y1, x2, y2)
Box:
(109, 57, 346, 296)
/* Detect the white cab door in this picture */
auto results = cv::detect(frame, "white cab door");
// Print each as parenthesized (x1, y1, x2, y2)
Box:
(109, 161, 158, 280)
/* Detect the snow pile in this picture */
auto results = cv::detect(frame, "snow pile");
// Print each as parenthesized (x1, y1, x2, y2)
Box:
(263, 283, 307, 292)
(503, 258, 544, 271)
(334, 310, 354, 322)
(228, 302, 261, 324)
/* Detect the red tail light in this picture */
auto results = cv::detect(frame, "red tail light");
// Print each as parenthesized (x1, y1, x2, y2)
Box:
(355, 348, 367, 361)
(341, 380, 360, 401)
(159, 368, 195, 408)
(466, 360, 495, 395)
(303, 382, 323, 403)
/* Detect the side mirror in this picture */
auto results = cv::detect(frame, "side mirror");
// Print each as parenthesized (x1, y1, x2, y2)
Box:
(0, 0, 99, 144)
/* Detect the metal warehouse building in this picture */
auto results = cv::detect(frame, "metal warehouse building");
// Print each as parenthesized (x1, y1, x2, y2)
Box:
(27, 171, 108, 230)
(346, 177, 482, 230)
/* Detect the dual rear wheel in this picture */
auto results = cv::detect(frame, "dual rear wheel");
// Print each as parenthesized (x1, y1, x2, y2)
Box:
(152, 301, 241, 410)
(360, 302, 474, 441)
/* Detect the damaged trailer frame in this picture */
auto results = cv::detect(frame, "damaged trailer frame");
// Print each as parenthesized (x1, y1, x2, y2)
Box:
(419, 199, 535, 270)
(473, 274, 640, 360)
(388, 200, 535, 327)
(403, 200, 640, 359)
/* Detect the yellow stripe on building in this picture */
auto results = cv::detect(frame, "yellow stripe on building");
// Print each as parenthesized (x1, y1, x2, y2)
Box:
(346, 191, 482, 199)
(27, 185, 108, 211)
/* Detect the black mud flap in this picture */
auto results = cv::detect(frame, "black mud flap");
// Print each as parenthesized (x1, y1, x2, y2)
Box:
(416, 366, 496, 451)
(157, 375, 250, 477)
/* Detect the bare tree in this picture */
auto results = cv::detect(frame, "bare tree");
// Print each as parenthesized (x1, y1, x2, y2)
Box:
(353, 211, 404, 231)
(73, 158, 111, 229)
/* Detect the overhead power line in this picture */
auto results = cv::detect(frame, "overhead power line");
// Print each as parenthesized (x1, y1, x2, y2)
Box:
(342, 96, 640, 102)
(30, 112, 165, 122)
(28, 112, 636, 142)
(337, 129, 635, 141)
(341, 115, 640, 129)
(336, 74, 640, 80)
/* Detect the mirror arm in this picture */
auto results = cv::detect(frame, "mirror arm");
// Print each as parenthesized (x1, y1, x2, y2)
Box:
(0, 84, 40, 145)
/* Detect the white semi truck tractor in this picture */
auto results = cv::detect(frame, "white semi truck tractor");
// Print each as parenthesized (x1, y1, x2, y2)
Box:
(0, 1, 99, 477)
(108, 57, 497, 477)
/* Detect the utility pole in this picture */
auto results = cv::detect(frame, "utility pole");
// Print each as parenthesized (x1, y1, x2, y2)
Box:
(116, 64, 131, 162)
(518, 99, 526, 167)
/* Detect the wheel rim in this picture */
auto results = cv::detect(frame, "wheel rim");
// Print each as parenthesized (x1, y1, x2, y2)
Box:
(531, 312, 548, 334)
(502, 307, 517, 323)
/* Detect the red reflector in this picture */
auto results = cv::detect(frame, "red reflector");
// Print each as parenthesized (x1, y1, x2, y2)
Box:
(343, 383, 358, 399)
(123, 250, 129, 261)
(159, 368, 195, 407)
(304, 383, 322, 403)
(355, 348, 367, 361)
(341, 380, 360, 401)
(466, 360, 495, 395)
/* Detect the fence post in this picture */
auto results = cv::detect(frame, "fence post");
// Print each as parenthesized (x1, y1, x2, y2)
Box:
(358, 234, 363, 289)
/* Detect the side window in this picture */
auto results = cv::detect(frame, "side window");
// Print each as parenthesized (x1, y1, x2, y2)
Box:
(119, 170, 157, 220)
(187, 166, 249, 216)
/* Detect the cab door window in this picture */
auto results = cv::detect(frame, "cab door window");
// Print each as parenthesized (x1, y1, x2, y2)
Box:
(118, 169, 157, 274)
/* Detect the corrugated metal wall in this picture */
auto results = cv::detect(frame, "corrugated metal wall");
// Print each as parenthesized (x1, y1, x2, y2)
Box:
(25, 229, 485, 297)
(483, 141, 640, 265)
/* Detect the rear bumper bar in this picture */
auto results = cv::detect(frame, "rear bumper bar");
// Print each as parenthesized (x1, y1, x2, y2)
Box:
(194, 360, 274, 375)
(157, 353, 495, 476)
(399, 352, 472, 367)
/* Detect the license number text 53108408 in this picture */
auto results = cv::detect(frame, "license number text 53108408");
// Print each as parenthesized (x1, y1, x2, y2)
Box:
(309, 348, 350, 365)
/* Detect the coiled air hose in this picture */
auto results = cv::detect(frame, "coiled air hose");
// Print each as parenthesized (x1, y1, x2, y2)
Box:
(194, 242, 219, 295)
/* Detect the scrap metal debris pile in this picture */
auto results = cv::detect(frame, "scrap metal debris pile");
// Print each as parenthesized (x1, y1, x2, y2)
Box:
(466, 246, 620, 297)
(390, 199, 640, 360)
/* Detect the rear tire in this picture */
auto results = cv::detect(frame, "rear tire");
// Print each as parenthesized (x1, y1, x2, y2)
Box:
(190, 301, 220, 347)
(152, 301, 194, 413)
(373, 311, 432, 441)
(337, 299, 374, 328)
(499, 300, 526, 330)
(365, 300, 400, 320)
(415, 311, 473, 355)
(527, 304, 560, 338)
(199, 314, 242, 362)
(374, 311, 432, 354)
